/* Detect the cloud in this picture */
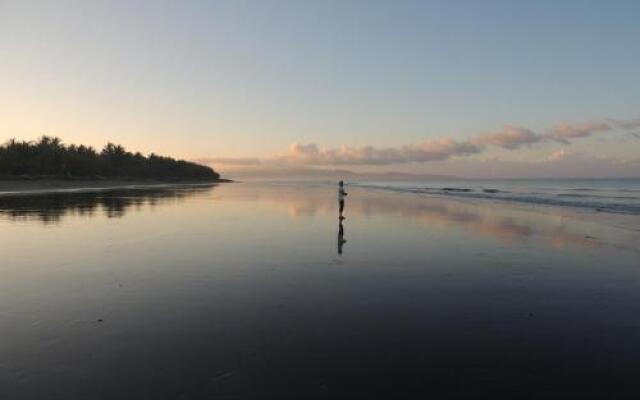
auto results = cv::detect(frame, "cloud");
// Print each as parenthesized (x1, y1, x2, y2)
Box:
(474, 119, 625, 148)
(437, 152, 640, 179)
(547, 149, 570, 161)
(199, 114, 640, 169)
(612, 118, 640, 130)
(546, 121, 611, 144)
(204, 139, 480, 168)
(283, 139, 481, 166)
(192, 157, 261, 166)
(474, 125, 542, 149)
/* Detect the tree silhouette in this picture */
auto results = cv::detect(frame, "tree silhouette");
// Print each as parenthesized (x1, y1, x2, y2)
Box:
(0, 136, 219, 180)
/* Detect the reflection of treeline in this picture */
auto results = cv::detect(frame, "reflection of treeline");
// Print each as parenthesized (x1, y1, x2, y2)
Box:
(0, 136, 219, 180)
(0, 186, 213, 223)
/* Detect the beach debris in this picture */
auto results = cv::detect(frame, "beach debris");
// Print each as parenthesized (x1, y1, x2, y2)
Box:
(97, 318, 104, 322)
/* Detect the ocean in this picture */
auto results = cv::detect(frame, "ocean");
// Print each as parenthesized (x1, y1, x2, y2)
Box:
(349, 178, 640, 216)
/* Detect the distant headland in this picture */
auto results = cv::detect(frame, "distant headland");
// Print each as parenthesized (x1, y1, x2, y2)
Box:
(0, 136, 225, 181)
(0, 136, 229, 194)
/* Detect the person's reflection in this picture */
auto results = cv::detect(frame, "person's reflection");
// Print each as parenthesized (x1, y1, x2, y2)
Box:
(337, 219, 347, 255)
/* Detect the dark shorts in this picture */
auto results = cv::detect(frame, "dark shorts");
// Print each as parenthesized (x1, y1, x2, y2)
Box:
(339, 200, 345, 211)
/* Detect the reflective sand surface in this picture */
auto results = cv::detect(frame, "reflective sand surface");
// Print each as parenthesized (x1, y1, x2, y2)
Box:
(1, 182, 640, 398)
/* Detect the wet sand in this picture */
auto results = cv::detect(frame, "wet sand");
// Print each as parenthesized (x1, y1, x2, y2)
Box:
(0, 178, 228, 196)
(1, 182, 640, 398)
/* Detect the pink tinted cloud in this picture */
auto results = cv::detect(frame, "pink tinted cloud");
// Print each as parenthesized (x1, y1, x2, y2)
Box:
(192, 157, 262, 166)
(199, 115, 640, 168)
(473, 125, 543, 149)
(283, 139, 481, 166)
(546, 121, 611, 144)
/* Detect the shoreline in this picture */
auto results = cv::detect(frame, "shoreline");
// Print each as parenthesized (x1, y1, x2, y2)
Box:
(2, 178, 639, 237)
(0, 178, 231, 197)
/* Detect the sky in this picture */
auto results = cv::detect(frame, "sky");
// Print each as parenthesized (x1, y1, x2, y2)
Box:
(1, 0, 640, 178)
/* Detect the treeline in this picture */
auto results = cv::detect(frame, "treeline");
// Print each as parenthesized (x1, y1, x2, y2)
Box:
(0, 136, 220, 180)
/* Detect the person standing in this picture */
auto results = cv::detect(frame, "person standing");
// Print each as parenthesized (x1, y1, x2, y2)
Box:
(338, 181, 347, 219)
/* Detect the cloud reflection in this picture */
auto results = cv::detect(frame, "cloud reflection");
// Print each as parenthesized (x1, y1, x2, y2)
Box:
(0, 183, 623, 253)
(216, 184, 607, 251)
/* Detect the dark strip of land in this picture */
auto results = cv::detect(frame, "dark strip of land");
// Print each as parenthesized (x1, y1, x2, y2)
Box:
(0, 177, 231, 196)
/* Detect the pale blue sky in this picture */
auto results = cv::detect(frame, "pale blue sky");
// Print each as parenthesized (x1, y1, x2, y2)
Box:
(1, 0, 639, 176)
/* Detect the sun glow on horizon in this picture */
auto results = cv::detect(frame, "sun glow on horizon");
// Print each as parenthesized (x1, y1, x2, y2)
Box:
(1, 1, 640, 178)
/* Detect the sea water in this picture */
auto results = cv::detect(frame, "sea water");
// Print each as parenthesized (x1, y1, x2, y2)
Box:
(349, 178, 640, 215)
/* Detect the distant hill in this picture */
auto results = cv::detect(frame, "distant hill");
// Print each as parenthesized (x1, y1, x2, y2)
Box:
(0, 136, 220, 180)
